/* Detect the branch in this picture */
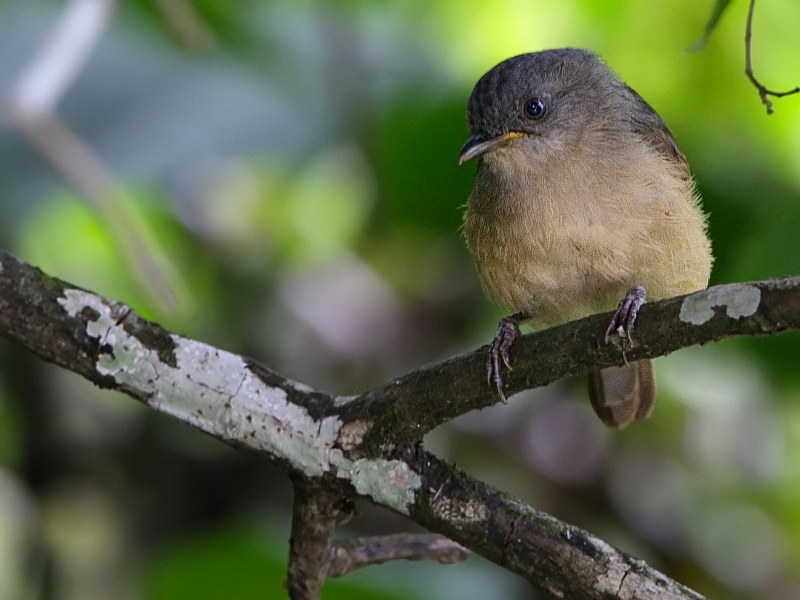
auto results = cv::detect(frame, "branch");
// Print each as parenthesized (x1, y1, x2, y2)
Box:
(8, 249, 798, 598)
(405, 449, 704, 600)
(745, 0, 800, 114)
(327, 534, 469, 578)
(345, 277, 800, 450)
(152, 0, 216, 52)
(287, 478, 341, 600)
(287, 477, 468, 598)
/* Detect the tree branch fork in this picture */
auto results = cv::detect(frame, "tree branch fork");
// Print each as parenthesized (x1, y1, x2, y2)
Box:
(4, 249, 800, 599)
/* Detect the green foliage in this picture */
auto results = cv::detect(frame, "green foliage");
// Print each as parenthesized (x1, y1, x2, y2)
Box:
(15, 188, 216, 331)
(369, 94, 472, 233)
(143, 522, 406, 600)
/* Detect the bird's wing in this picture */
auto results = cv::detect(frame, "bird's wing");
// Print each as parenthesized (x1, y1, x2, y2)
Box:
(624, 85, 691, 181)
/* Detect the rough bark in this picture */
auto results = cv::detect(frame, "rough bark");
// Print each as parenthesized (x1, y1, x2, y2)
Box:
(343, 278, 799, 451)
(287, 479, 342, 599)
(4, 249, 797, 598)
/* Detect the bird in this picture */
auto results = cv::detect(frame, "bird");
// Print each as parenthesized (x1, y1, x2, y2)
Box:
(459, 48, 712, 428)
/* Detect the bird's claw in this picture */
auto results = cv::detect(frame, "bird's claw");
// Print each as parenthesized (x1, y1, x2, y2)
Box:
(487, 314, 522, 403)
(604, 285, 646, 363)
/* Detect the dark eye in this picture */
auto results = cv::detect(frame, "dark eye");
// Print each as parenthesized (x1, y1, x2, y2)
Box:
(523, 97, 546, 120)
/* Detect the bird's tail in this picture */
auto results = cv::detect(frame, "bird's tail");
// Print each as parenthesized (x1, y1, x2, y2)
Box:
(588, 359, 656, 429)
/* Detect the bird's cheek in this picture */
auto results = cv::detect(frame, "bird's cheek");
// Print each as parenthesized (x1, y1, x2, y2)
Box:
(483, 145, 537, 177)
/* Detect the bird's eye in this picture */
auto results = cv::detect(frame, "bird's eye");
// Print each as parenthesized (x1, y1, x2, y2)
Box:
(523, 97, 546, 120)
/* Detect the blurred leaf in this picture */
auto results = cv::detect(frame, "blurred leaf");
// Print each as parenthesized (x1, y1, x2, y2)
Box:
(363, 226, 461, 301)
(688, 0, 735, 52)
(126, 0, 261, 54)
(96, 186, 196, 318)
(14, 187, 217, 332)
(17, 192, 137, 304)
(280, 148, 374, 267)
(211, 150, 374, 268)
(143, 521, 409, 600)
(369, 94, 472, 234)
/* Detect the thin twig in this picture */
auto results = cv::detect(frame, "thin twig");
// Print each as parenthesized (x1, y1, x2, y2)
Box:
(8, 114, 185, 314)
(7, 0, 116, 120)
(745, 0, 800, 114)
(1, 0, 188, 315)
(152, 0, 216, 52)
(327, 534, 470, 578)
(288, 485, 469, 593)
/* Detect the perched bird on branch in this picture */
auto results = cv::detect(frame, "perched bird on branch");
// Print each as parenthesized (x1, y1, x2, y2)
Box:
(460, 48, 712, 427)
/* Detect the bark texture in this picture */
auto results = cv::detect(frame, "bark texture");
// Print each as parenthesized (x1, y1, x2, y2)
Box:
(3, 249, 796, 599)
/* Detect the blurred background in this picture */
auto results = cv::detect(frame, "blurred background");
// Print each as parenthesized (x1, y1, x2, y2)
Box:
(1, 0, 799, 598)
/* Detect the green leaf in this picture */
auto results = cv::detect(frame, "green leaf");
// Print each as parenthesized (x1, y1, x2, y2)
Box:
(688, 0, 736, 52)
(143, 520, 412, 600)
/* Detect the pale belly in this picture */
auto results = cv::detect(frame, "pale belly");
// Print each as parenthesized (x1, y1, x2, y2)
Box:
(466, 205, 711, 327)
(473, 227, 634, 325)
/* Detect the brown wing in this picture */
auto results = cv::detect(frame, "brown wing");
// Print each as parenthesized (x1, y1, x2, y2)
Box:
(625, 85, 691, 181)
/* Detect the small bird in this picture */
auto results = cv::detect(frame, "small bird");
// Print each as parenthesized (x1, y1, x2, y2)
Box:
(459, 49, 712, 428)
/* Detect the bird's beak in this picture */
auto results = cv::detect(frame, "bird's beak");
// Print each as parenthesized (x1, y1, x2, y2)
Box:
(458, 131, 525, 165)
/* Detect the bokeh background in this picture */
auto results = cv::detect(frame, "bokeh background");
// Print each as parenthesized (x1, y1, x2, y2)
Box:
(1, 0, 800, 598)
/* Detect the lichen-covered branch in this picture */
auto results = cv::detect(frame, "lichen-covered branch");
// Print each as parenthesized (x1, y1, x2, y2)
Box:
(403, 448, 703, 600)
(9, 249, 800, 598)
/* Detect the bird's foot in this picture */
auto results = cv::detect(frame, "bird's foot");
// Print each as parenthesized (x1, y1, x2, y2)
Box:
(604, 285, 646, 364)
(488, 312, 524, 403)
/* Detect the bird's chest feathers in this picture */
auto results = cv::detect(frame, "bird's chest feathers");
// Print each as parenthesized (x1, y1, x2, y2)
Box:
(465, 152, 657, 320)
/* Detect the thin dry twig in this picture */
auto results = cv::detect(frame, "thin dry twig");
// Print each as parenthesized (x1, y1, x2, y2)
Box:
(7, 0, 116, 120)
(287, 480, 468, 596)
(327, 534, 470, 578)
(745, 0, 800, 114)
(152, 0, 216, 52)
(2, 0, 188, 315)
